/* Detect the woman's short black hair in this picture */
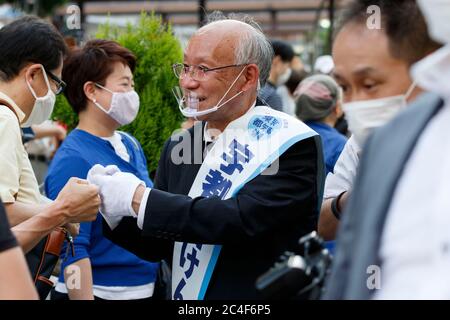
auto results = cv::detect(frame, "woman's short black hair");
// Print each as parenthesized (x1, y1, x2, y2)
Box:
(0, 16, 67, 81)
(63, 39, 136, 114)
(335, 0, 441, 65)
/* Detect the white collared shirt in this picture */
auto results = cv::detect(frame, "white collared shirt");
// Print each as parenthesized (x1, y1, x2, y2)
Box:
(0, 91, 43, 204)
(375, 45, 450, 299)
(323, 135, 361, 200)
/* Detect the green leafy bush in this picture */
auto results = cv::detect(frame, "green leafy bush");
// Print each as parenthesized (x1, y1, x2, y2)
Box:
(52, 12, 183, 172)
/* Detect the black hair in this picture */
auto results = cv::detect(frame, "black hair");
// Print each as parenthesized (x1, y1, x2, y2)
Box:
(0, 15, 67, 81)
(63, 39, 136, 114)
(336, 0, 441, 65)
(270, 39, 295, 62)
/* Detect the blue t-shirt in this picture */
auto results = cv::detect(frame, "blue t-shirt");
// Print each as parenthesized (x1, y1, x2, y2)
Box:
(45, 129, 158, 287)
(305, 121, 347, 175)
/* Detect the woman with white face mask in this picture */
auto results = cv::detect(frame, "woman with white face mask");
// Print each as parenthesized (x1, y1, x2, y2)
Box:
(45, 39, 159, 301)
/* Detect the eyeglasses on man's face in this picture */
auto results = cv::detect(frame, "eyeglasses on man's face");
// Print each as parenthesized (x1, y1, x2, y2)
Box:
(46, 70, 66, 95)
(172, 63, 248, 82)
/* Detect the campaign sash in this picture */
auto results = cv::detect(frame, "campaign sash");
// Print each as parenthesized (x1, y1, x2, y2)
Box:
(172, 106, 317, 300)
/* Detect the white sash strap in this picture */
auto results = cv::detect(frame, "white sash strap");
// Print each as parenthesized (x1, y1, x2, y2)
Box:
(172, 106, 317, 300)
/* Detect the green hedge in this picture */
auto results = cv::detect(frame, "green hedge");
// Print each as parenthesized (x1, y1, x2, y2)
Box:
(52, 12, 184, 172)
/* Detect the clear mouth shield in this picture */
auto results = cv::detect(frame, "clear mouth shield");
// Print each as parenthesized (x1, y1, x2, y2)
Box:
(172, 66, 247, 118)
(172, 86, 214, 118)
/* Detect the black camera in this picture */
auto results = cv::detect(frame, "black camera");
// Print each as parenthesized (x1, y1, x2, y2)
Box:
(255, 231, 333, 300)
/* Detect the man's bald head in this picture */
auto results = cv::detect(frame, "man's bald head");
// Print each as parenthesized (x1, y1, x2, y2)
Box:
(197, 19, 255, 36)
(190, 12, 273, 85)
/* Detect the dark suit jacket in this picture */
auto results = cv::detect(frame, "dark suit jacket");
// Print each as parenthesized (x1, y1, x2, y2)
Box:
(106, 120, 324, 299)
(323, 93, 444, 299)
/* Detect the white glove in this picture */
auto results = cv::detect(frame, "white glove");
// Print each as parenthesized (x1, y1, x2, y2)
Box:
(87, 164, 145, 229)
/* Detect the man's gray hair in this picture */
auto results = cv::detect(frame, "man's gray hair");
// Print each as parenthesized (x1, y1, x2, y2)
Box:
(205, 11, 274, 86)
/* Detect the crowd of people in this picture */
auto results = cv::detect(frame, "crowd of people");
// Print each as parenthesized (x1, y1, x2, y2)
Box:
(0, 0, 448, 300)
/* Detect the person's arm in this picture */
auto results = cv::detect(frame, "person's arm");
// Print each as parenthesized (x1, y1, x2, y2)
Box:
(318, 137, 359, 240)
(264, 91, 284, 111)
(0, 200, 37, 299)
(31, 123, 66, 140)
(100, 139, 173, 262)
(64, 258, 94, 300)
(98, 137, 320, 249)
(60, 217, 94, 300)
(3, 201, 48, 227)
(318, 192, 349, 241)
(7, 178, 99, 253)
(0, 247, 38, 299)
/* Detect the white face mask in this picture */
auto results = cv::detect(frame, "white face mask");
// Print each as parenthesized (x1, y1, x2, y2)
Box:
(21, 65, 56, 128)
(173, 66, 247, 119)
(417, 0, 450, 44)
(342, 82, 416, 147)
(277, 68, 292, 86)
(93, 84, 140, 126)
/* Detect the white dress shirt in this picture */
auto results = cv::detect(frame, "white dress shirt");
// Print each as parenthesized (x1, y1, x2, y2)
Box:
(323, 135, 361, 200)
(375, 45, 450, 299)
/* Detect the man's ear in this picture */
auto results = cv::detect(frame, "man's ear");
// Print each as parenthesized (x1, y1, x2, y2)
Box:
(241, 64, 259, 92)
(24, 64, 43, 85)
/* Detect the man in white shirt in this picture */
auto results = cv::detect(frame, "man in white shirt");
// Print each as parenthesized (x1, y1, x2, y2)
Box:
(0, 17, 99, 253)
(324, 0, 450, 299)
(318, 0, 440, 240)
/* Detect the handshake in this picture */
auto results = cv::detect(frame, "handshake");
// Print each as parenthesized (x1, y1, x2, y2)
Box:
(87, 164, 146, 229)
(50, 165, 145, 230)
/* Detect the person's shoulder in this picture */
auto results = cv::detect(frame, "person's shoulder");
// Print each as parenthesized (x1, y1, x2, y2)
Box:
(117, 130, 141, 148)
(0, 107, 22, 144)
(259, 83, 276, 98)
(51, 133, 90, 165)
(281, 134, 319, 160)
(328, 132, 348, 162)
(334, 131, 348, 148)
(0, 107, 20, 129)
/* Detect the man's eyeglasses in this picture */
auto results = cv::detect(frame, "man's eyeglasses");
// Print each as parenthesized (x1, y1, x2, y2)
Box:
(172, 63, 248, 82)
(46, 70, 66, 95)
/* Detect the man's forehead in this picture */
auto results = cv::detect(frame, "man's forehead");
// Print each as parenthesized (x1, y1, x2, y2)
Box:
(184, 29, 238, 64)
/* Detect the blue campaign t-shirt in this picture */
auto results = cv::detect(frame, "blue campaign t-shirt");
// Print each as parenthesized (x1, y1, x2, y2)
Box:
(45, 129, 158, 287)
(305, 121, 347, 175)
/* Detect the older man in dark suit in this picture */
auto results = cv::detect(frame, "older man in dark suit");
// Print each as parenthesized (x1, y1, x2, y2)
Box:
(88, 13, 324, 300)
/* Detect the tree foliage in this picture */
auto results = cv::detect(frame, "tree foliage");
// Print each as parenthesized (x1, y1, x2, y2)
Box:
(52, 12, 184, 172)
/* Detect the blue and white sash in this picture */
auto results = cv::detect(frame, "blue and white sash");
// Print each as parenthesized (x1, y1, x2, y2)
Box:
(171, 106, 317, 300)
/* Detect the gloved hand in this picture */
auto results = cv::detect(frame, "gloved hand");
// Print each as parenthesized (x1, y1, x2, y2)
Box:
(87, 164, 145, 229)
